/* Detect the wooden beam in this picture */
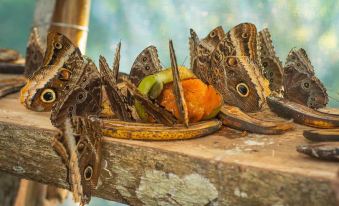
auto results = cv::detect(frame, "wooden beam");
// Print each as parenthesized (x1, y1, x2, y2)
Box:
(0, 92, 338, 205)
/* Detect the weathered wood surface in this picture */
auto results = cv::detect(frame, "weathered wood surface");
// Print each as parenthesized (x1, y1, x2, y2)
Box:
(0, 91, 338, 205)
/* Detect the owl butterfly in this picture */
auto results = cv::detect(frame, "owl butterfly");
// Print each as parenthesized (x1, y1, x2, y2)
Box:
(99, 42, 134, 122)
(20, 32, 88, 112)
(53, 116, 102, 205)
(25, 27, 44, 77)
(191, 23, 269, 112)
(50, 56, 102, 127)
(100, 43, 177, 126)
(129, 45, 162, 86)
(283, 48, 328, 109)
(257, 28, 284, 93)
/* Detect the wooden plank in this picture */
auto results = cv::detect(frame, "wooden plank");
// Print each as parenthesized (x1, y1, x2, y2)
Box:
(0, 92, 338, 205)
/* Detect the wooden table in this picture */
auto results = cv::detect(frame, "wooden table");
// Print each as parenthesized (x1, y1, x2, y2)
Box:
(0, 79, 338, 205)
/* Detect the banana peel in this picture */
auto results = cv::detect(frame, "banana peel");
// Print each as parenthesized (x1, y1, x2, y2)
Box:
(267, 96, 339, 128)
(98, 42, 221, 140)
(99, 117, 221, 140)
(0, 76, 26, 98)
(296, 142, 339, 161)
(303, 129, 339, 142)
(218, 105, 294, 134)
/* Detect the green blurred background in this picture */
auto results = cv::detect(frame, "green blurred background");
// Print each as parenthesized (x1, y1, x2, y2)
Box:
(1, 0, 339, 205)
(1, 0, 339, 107)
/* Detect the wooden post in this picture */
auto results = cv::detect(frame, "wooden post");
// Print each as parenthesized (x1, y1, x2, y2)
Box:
(49, 0, 91, 53)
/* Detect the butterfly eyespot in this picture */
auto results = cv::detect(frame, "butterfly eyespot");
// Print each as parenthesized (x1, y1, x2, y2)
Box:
(269, 71, 273, 77)
(54, 42, 62, 49)
(269, 79, 274, 83)
(262, 62, 268, 67)
(76, 92, 87, 103)
(303, 82, 310, 89)
(40, 89, 56, 103)
(296, 63, 301, 67)
(227, 57, 237, 66)
(145, 65, 150, 70)
(241, 32, 248, 39)
(84, 166, 93, 180)
(236, 83, 250, 97)
(210, 31, 216, 37)
(77, 142, 85, 153)
(142, 57, 147, 62)
(68, 106, 74, 112)
(58, 68, 71, 81)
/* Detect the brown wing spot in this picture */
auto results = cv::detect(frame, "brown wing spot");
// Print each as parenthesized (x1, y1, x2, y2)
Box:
(54, 42, 62, 49)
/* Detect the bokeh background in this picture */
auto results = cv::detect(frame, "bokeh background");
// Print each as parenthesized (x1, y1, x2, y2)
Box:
(1, 0, 339, 108)
(1, 0, 339, 205)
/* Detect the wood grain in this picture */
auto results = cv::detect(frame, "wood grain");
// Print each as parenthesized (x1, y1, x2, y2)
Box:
(0, 92, 338, 205)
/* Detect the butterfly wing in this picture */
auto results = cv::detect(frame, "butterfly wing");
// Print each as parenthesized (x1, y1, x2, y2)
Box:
(208, 23, 269, 112)
(25, 27, 44, 77)
(169, 40, 189, 127)
(284, 48, 328, 108)
(189, 28, 199, 70)
(129, 46, 162, 86)
(228, 23, 258, 62)
(21, 32, 85, 112)
(258, 28, 284, 92)
(193, 26, 225, 84)
(50, 58, 102, 127)
(55, 116, 102, 205)
(99, 53, 133, 121)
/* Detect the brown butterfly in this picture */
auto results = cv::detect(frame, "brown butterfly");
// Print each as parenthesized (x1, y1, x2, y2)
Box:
(191, 23, 270, 112)
(129, 46, 162, 86)
(99, 42, 134, 122)
(25, 27, 44, 77)
(50, 57, 102, 127)
(53, 116, 102, 205)
(257, 28, 284, 93)
(20, 32, 87, 112)
(100, 43, 177, 126)
(283, 48, 328, 109)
